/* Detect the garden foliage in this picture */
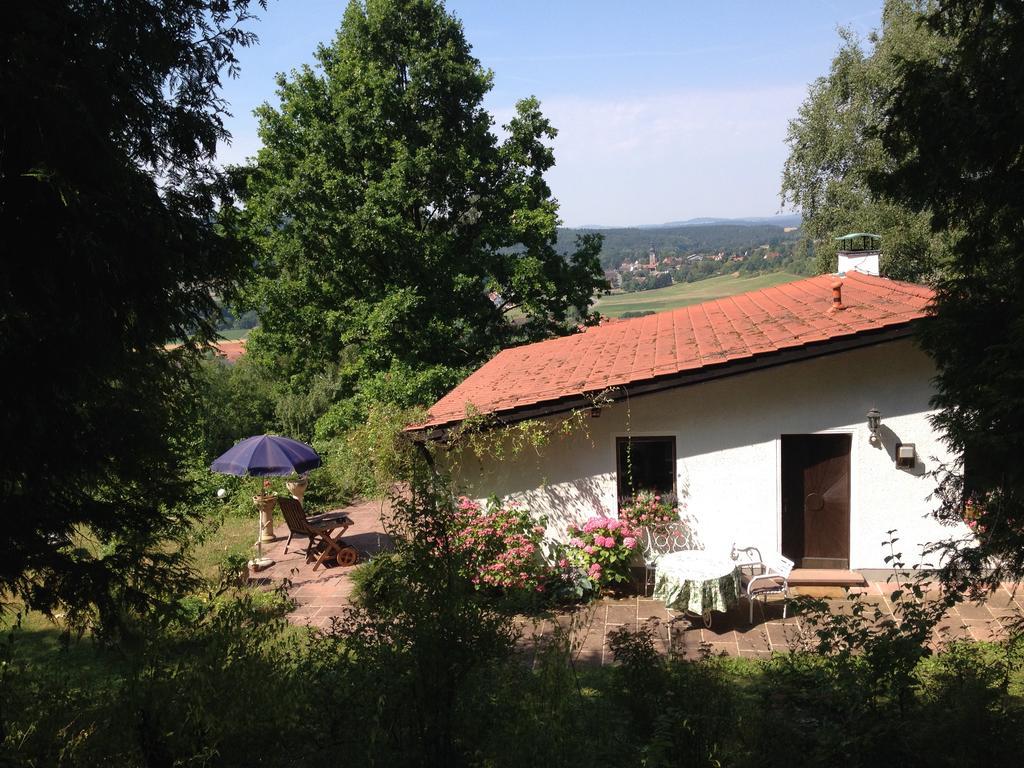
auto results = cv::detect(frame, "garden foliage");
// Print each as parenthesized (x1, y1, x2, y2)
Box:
(565, 516, 640, 587)
(871, 0, 1024, 591)
(0, 0, 264, 628)
(230, 0, 607, 437)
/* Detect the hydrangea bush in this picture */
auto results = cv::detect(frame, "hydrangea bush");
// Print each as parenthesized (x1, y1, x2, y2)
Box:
(618, 490, 678, 530)
(565, 516, 640, 587)
(451, 496, 547, 592)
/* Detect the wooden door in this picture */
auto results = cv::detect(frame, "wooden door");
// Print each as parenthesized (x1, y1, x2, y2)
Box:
(781, 434, 851, 569)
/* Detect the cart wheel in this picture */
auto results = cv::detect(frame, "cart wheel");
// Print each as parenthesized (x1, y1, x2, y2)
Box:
(702, 609, 713, 629)
(336, 546, 359, 567)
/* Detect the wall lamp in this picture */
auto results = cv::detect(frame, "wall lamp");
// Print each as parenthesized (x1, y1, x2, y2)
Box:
(867, 408, 881, 440)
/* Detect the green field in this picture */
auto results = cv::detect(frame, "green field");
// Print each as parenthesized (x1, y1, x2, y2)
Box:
(217, 328, 251, 340)
(593, 272, 802, 317)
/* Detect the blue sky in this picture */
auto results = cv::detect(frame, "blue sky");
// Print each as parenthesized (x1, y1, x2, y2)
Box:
(217, 0, 883, 227)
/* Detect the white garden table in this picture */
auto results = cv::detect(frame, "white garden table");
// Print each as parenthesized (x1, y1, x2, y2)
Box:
(653, 550, 741, 628)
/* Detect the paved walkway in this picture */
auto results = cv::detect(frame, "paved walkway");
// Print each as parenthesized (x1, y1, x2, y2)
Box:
(248, 500, 1023, 664)
(248, 497, 393, 629)
(516, 583, 1023, 667)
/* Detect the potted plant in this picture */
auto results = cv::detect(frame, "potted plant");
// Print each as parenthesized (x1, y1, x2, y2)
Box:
(286, 473, 309, 502)
(618, 490, 678, 531)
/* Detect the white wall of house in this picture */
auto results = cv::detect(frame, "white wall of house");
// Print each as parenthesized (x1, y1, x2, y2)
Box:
(449, 337, 969, 571)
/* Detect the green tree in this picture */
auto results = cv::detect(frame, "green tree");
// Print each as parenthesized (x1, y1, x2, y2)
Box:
(873, 0, 1024, 589)
(0, 1, 263, 626)
(231, 0, 606, 433)
(781, 0, 950, 281)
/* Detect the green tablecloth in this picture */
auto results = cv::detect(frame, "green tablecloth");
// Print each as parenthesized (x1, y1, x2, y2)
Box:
(653, 550, 741, 615)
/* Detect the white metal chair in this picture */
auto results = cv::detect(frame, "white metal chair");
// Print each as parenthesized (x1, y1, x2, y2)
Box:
(642, 521, 698, 596)
(731, 545, 794, 624)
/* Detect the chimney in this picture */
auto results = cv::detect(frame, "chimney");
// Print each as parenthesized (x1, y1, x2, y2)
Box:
(836, 233, 881, 276)
(830, 279, 846, 312)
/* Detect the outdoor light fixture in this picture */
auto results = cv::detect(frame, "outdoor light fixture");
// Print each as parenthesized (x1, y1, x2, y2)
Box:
(867, 408, 881, 439)
(895, 443, 917, 469)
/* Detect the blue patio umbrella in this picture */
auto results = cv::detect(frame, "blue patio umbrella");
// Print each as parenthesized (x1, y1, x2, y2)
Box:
(211, 434, 322, 569)
(210, 434, 321, 477)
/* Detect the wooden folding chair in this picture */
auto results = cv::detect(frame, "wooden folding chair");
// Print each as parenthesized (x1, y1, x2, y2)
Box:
(278, 496, 358, 570)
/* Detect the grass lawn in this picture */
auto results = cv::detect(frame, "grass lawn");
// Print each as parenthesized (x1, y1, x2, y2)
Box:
(0, 514, 287, 689)
(594, 272, 802, 317)
(191, 513, 262, 583)
(216, 328, 251, 341)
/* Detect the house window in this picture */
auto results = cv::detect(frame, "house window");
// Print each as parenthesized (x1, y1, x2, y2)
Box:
(616, 436, 676, 501)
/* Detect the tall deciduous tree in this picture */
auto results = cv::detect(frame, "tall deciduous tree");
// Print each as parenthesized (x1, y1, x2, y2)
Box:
(231, 0, 606, 432)
(0, 1, 262, 625)
(781, 0, 951, 281)
(874, 0, 1024, 589)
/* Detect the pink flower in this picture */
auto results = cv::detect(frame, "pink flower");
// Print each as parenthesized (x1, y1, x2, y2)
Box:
(607, 519, 621, 531)
(623, 536, 637, 550)
(570, 537, 584, 548)
(588, 563, 602, 578)
(602, 537, 616, 548)
(583, 545, 595, 555)
(558, 558, 568, 568)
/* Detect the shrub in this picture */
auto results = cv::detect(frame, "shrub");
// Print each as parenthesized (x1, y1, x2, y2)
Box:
(565, 516, 640, 587)
(543, 543, 600, 604)
(450, 496, 547, 593)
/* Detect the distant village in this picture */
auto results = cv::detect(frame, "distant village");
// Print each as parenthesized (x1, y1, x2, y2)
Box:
(604, 239, 796, 293)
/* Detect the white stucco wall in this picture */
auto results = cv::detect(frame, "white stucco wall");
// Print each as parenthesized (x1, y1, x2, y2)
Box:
(448, 338, 969, 570)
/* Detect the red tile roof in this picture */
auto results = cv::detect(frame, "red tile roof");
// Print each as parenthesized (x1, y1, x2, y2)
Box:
(414, 272, 934, 430)
(213, 339, 247, 362)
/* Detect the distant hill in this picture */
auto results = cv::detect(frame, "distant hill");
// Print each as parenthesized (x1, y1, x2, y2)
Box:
(557, 221, 802, 270)
(655, 214, 802, 229)
(574, 214, 802, 230)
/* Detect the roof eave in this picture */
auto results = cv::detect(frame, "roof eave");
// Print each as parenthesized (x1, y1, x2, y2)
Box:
(407, 320, 924, 442)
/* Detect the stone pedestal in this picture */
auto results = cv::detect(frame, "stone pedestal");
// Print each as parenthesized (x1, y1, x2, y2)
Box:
(253, 494, 278, 542)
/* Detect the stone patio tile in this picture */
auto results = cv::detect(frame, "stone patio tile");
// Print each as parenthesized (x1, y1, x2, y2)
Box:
(634, 606, 667, 622)
(962, 619, 1003, 643)
(574, 632, 606, 667)
(669, 628, 707, 659)
(306, 596, 351, 609)
(848, 581, 885, 597)
(705, 641, 740, 657)
(956, 601, 996, 621)
(989, 586, 1024, 612)
(765, 621, 800, 651)
(735, 628, 772, 654)
(606, 602, 638, 625)
(1000, 582, 1023, 599)
(702, 626, 737, 644)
